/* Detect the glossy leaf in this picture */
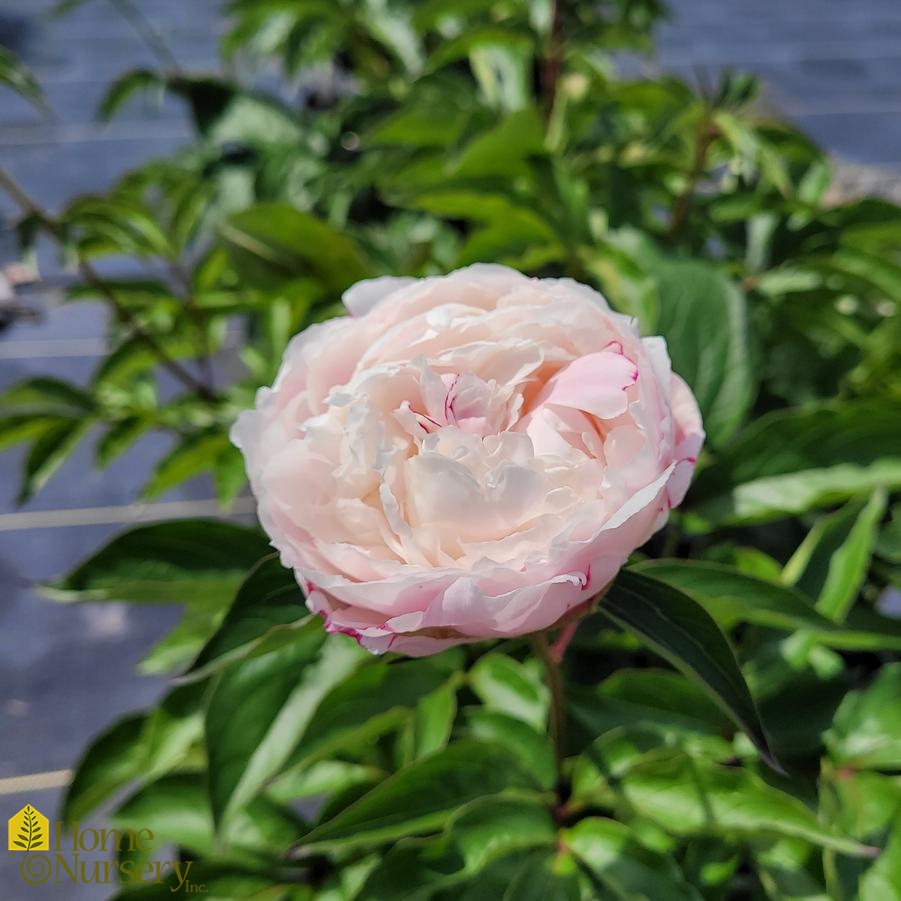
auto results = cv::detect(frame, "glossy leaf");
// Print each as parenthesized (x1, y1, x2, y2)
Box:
(598, 571, 779, 770)
(468, 652, 548, 732)
(0, 47, 49, 114)
(575, 751, 871, 856)
(501, 848, 583, 901)
(18, 417, 93, 503)
(689, 402, 901, 529)
(826, 664, 901, 770)
(206, 634, 365, 825)
(296, 741, 540, 852)
(653, 260, 755, 445)
(220, 203, 368, 292)
(633, 560, 901, 650)
(784, 490, 887, 622)
(360, 797, 556, 900)
(63, 714, 147, 823)
(188, 555, 310, 678)
(286, 658, 454, 770)
(566, 817, 702, 900)
(463, 709, 556, 791)
(46, 520, 271, 603)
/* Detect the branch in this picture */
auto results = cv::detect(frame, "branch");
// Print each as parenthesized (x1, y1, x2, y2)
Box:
(531, 631, 568, 795)
(0, 167, 217, 401)
(109, 0, 181, 73)
(666, 112, 718, 244)
(541, 0, 564, 122)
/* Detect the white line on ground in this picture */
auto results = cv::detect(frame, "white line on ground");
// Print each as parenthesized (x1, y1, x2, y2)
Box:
(0, 769, 72, 796)
(0, 496, 256, 531)
(0, 338, 108, 359)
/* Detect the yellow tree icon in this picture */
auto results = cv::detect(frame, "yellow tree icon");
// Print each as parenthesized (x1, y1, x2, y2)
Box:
(8, 805, 49, 852)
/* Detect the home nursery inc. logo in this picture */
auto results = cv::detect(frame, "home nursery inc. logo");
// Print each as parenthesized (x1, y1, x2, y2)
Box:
(7, 803, 204, 892)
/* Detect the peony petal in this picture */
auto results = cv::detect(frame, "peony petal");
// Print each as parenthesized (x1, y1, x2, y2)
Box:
(540, 350, 638, 420)
(343, 276, 417, 317)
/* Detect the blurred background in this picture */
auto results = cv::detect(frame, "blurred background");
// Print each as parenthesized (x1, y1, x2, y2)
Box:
(1, 0, 900, 897)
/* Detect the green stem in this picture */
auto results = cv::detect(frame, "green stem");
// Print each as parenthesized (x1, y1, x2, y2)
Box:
(666, 109, 717, 244)
(541, 0, 564, 123)
(531, 631, 567, 793)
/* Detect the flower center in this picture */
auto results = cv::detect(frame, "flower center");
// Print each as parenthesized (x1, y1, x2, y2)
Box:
(396, 368, 519, 441)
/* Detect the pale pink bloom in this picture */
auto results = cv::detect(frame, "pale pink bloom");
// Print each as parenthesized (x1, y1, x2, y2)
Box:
(233, 265, 704, 655)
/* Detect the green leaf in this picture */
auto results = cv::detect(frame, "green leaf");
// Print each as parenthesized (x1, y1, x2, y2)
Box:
(462, 709, 556, 791)
(634, 559, 901, 652)
(139, 603, 227, 675)
(859, 820, 901, 901)
(469, 39, 532, 112)
(206, 634, 365, 826)
(140, 682, 206, 780)
(63, 683, 208, 824)
(452, 107, 545, 178)
(568, 669, 731, 749)
(468, 652, 548, 732)
(833, 774, 901, 901)
(653, 260, 755, 446)
(96, 68, 165, 121)
(220, 203, 368, 292)
(572, 725, 733, 803)
(408, 680, 458, 761)
(753, 838, 829, 901)
(112, 773, 303, 860)
(46, 519, 271, 603)
(501, 849, 582, 901)
(4, 377, 95, 413)
(784, 490, 887, 622)
(689, 402, 901, 529)
(96, 416, 150, 467)
(142, 432, 230, 500)
(598, 571, 779, 770)
(18, 417, 94, 503)
(63, 714, 147, 822)
(214, 442, 247, 507)
(877, 503, 901, 564)
(188, 555, 310, 678)
(360, 797, 556, 900)
(584, 751, 871, 856)
(632, 560, 836, 632)
(367, 103, 468, 148)
(287, 658, 453, 770)
(107, 863, 284, 901)
(0, 47, 49, 114)
(0, 416, 61, 453)
(565, 817, 702, 900)
(826, 664, 901, 770)
(296, 741, 540, 853)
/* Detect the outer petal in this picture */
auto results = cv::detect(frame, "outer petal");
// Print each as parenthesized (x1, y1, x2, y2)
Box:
(343, 276, 417, 317)
(666, 374, 705, 508)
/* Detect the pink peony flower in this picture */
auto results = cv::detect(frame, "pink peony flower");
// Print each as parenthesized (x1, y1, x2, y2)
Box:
(232, 264, 704, 655)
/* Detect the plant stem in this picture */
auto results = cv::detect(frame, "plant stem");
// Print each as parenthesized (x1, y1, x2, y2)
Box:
(168, 258, 216, 394)
(550, 620, 579, 662)
(542, 0, 564, 122)
(531, 631, 567, 792)
(666, 110, 717, 244)
(109, 0, 181, 73)
(0, 167, 217, 401)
